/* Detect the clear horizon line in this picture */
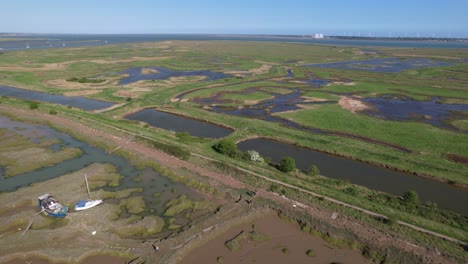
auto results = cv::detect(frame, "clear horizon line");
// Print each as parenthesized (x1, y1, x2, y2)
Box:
(1, 32, 467, 39)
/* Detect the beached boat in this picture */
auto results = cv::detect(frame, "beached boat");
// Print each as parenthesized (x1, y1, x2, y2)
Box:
(74, 199, 103, 211)
(74, 174, 103, 211)
(38, 194, 68, 218)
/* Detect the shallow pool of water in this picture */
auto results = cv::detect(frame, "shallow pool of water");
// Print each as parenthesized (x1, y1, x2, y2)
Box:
(125, 108, 233, 138)
(0, 85, 114, 110)
(118, 66, 231, 85)
(307, 57, 454, 73)
(362, 96, 468, 130)
(238, 138, 467, 215)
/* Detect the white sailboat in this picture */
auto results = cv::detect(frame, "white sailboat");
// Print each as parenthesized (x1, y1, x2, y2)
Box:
(62, 42, 66, 47)
(26, 42, 30, 49)
(74, 174, 103, 211)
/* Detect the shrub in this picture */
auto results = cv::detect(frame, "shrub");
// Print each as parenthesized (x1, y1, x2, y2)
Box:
(225, 231, 248, 251)
(212, 139, 238, 158)
(29, 102, 39, 110)
(306, 249, 316, 257)
(49, 110, 57, 115)
(343, 187, 358, 196)
(308, 165, 320, 176)
(402, 190, 420, 204)
(216, 256, 224, 263)
(247, 150, 264, 162)
(277, 157, 295, 173)
(282, 247, 289, 254)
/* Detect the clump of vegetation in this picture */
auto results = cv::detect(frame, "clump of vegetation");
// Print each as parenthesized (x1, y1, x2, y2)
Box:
(164, 194, 210, 216)
(225, 231, 249, 251)
(249, 231, 269, 241)
(402, 190, 420, 205)
(48, 109, 57, 115)
(66, 77, 105, 83)
(269, 183, 286, 195)
(120, 196, 146, 214)
(247, 150, 264, 162)
(343, 186, 359, 196)
(277, 157, 296, 172)
(29, 102, 39, 110)
(225, 230, 269, 251)
(212, 139, 239, 158)
(306, 249, 316, 257)
(175, 132, 205, 143)
(113, 216, 164, 238)
(281, 247, 289, 254)
(152, 141, 190, 160)
(362, 245, 386, 263)
(216, 256, 224, 263)
(307, 164, 320, 176)
(167, 218, 181, 230)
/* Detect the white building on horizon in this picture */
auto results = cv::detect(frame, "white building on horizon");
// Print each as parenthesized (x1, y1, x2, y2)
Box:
(313, 33, 324, 39)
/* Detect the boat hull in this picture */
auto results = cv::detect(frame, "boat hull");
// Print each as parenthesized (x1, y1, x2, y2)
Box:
(75, 199, 103, 211)
(43, 209, 68, 218)
(38, 194, 68, 218)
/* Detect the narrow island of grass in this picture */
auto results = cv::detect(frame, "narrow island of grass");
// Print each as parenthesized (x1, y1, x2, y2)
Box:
(66, 77, 106, 83)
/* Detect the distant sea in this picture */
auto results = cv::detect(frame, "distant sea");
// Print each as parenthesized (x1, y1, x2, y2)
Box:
(1, 34, 468, 51)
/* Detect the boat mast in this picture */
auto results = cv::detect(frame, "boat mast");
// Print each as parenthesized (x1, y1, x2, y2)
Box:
(85, 174, 91, 199)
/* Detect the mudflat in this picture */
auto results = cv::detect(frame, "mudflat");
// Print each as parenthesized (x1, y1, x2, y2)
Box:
(181, 211, 369, 264)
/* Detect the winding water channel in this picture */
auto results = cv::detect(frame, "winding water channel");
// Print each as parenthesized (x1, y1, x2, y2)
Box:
(0, 116, 201, 225)
(0, 85, 114, 110)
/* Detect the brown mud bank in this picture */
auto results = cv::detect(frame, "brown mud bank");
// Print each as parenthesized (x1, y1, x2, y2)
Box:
(180, 210, 370, 264)
(3, 255, 131, 264)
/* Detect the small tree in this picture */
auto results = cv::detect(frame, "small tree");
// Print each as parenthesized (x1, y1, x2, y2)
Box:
(402, 190, 420, 204)
(308, 165, 320, 176)
(277, 157, 296, 173)
(212, 139, 238, 158)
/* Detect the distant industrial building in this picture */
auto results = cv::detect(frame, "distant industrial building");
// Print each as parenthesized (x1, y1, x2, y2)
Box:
(313, 33, 324, 39)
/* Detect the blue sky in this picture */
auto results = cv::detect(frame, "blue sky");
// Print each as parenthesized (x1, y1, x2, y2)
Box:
(1, 0, 467, 37)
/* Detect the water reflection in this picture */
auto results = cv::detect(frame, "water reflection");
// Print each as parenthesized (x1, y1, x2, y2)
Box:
(238, 138, 467, 215)
(0, 85, 114, 110)
(362, 96, 468, 130)
(118, 66, 231, 85)
(125, 108, 232, 138)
